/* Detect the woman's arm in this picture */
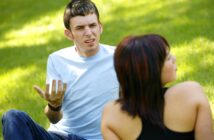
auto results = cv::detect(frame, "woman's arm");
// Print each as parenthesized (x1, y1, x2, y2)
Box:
(192, 83, 214, 140)
(101, 102, 121, 140)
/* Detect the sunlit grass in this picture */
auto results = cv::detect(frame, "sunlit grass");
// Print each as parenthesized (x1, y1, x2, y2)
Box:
(0, 65, 48, 134)
(0, 0, 214, 139)
(0, 66, 35, 95)
(0, 11, 64, 48)
(0, 65, 45, 102)
(173, 37, 214, 117)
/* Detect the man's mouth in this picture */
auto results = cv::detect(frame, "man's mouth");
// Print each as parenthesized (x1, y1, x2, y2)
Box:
(85, 39, 95, 43)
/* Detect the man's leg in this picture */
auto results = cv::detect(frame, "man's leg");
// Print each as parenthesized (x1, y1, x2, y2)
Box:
(50, 132, 86, 140)
(68, 134, 86, 140)
(2, 110, 59, 140)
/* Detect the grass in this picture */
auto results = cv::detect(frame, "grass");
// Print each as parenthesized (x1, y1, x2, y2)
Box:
(0, 0, 214, 139)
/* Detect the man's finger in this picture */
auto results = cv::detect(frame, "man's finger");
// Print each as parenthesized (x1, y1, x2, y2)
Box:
(58, 80, 62, 93)
(52, 80, 56, 94)
(44, 84, 50, 99)
(33, 85, 45, 98)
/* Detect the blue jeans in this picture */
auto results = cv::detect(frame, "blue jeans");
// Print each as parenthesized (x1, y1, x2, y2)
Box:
(2, 110, 86, 140)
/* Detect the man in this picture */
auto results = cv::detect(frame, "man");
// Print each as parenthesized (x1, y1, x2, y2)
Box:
(2, 0, 119, 139)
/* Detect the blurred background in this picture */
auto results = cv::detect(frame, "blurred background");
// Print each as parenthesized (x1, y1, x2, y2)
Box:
(0, 0, 214, 139)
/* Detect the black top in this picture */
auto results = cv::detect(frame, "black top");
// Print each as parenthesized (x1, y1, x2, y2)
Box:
(137, 88, 194, 140)
(136, 119, 194, 140)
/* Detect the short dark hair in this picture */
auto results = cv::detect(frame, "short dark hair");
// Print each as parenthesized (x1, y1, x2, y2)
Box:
(114, 34, 170, 128)
(63, 0, 100, 30)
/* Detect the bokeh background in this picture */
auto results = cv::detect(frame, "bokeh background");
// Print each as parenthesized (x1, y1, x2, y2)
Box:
(0, 0, 214, 139)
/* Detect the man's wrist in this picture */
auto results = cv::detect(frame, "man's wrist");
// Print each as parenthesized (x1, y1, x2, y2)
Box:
(48, 103, 62, 112)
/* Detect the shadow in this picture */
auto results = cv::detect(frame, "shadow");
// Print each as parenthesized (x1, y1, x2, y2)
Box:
(101, 0, 214, 45)
(0, 31, 71, 140)
(0, 68, 50, 131)
(0, 1, 72, 138)
(0, 37, 71, 73)
(1, 0, 214, 139)
(100, 0, 214, 104)
(0, 0, 68, 40)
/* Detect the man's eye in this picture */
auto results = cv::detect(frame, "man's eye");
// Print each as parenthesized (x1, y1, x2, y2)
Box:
(75, 27, 84, 30)
(89, 24, 97, 28)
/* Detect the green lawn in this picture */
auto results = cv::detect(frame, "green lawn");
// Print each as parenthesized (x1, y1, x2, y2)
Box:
(0, 0, 214, 139)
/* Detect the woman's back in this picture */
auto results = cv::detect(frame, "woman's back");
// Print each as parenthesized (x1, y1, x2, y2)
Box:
(101, 81, 213, 140)
(163, 81, 213, 140)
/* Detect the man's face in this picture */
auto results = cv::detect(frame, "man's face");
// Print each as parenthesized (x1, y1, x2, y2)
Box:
(68, 13, 103, 57)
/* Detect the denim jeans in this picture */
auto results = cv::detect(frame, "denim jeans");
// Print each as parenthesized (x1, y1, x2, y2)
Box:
(2, 110, 86, 140)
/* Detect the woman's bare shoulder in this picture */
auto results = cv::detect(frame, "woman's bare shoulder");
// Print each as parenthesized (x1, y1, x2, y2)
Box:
(167, 81, 203, 95)
(165, 81, 207, 104)
(103, 101, 121, 114)
(170, 81, 202, 91)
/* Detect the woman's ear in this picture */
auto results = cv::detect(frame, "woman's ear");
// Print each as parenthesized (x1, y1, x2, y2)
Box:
(64, 29, 74, 41)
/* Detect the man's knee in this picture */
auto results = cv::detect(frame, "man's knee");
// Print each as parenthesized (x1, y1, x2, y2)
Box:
(2, 109, 27, 125)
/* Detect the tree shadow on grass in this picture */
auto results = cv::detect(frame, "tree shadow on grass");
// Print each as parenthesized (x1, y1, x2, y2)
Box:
(0, 68, 50, 140)
(1, 0, 214, 139)
(0, 37, 71, 140)
(0, 38, 71, 73)
(0, 0, 68, 40)
(0, 0, 71, 138)
(101, 0, 214, 45)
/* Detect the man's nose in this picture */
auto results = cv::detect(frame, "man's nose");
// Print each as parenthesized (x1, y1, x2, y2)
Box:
(84, 27, 92, 36)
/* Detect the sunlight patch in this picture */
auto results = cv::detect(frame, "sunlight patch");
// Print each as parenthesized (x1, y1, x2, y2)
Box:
(1, 12, 64, 48)
(0, 66, 36, 97)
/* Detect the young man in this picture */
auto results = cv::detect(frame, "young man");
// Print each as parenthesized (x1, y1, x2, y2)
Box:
(2, 0, 119, 139)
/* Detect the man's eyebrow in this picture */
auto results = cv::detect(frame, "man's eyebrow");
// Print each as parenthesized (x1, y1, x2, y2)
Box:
(75, 25, 84, 27)
(73, 25, 85, 29)
(89, 23, 97, 25)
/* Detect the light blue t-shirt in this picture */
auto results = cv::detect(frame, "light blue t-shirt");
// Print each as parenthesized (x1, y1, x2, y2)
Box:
(46, 44, 119, 140)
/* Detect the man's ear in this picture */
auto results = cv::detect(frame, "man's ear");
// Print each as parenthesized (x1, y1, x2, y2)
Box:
(99, 23, 103, 34)
(64, 29, 74, 41)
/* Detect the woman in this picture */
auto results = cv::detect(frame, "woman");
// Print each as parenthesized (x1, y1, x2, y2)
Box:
(101, 34, 213, 140)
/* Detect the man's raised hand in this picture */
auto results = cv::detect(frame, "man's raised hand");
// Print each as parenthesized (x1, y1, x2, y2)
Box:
(33, 80, 67, 108)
